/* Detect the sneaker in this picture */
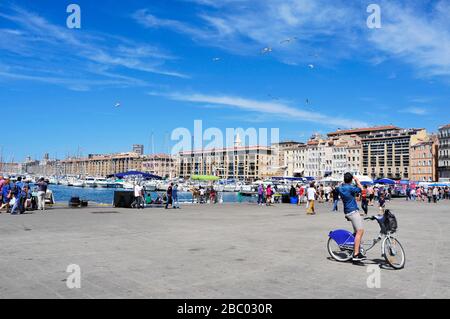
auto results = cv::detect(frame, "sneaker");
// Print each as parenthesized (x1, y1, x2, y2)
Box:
(352, 253, 366, 262)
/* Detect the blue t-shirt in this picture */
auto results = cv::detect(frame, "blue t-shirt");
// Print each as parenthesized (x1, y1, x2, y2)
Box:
(338, 184, 361, 214)
(15, 181, 24, 196)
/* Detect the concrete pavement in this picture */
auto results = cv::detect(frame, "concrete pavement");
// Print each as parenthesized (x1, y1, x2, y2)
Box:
(0, 199, 449, 299)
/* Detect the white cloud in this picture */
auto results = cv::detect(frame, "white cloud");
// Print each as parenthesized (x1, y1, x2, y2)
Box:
(0, 5, 187, 90)
(134, 0, 360, 60)
(135, 0, 450, 80)
(368, 1, 450, 79)
(161, 92, 368, 128)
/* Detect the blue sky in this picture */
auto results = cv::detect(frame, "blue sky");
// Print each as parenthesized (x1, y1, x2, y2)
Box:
(0, 0, 449, 161)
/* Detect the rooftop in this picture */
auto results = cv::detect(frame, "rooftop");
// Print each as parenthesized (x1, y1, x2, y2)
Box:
(327, 125, 400, 137)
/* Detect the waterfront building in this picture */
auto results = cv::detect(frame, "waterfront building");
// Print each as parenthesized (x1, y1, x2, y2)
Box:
(271, 141, 304, 176)
(284, 135, 361, 180)
(61, 152, 143, 177)
(303, 135, 333, 179)
(177, 146, 275, 181)
(142, 154, 176, 179)
(410, 134, 438, 182)
(438, 124, 450, 180)
(284, 144, 307, 177)
(22, 156, 62, 176)
(328, 126, 427, 180)
(329, 134, 362, 178)
(0, 162, 22, 175)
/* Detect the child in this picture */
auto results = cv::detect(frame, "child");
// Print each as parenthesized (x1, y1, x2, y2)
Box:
(378, 193, 386, 214)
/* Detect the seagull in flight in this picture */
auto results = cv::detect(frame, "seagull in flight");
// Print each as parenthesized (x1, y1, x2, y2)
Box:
(280, 37, 298, 44)
(261, 47, 273, 54)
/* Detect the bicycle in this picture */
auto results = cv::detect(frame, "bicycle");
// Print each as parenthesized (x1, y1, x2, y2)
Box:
(327, 214, 406, 269)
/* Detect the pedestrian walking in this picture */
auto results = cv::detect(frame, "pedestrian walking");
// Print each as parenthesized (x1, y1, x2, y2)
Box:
(331, 186, 339, 212)
(306, 183, 317, 215)
(361, 185, 369, 215)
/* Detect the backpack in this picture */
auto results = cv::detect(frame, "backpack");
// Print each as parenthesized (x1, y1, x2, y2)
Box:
(383, 209, 398, 233)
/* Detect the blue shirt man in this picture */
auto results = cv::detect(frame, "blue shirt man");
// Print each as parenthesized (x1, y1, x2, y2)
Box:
(338, 183, 361, 215)
(338, 173, 366, 262)
(15, 179, 24, 198)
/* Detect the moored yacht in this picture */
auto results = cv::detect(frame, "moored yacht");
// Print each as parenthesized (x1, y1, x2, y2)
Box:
(94, 177, 110, 188)
(72, 179, 85, 187)
(84, 177, 97, 188)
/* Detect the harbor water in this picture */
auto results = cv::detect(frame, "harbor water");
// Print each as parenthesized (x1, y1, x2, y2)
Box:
(49, 185, 257, 205)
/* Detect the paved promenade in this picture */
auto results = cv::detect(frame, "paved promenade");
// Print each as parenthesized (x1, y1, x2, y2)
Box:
(0, 199, 449, 299)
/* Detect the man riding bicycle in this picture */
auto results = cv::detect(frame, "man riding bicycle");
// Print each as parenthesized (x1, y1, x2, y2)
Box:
(338, 173, 365, 262)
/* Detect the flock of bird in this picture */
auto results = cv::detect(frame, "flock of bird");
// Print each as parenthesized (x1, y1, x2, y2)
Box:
(116, 36, 318, 108)
(212, 36, 317, 70)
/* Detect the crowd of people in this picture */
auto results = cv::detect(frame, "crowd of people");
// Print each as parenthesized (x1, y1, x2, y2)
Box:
(276, 181, 449, 216)
(131, 183, 223, 210)
(0, 175, 49, 215)
(406, 185, 449, 203)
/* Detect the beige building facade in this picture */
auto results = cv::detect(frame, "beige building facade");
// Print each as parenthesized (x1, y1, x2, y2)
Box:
(177, 146, 275, 181)
(409, 135, 438, 182)
(61, 152, 143, 177)
(142, 154, 176, 179)
(329, 126, 426, 180)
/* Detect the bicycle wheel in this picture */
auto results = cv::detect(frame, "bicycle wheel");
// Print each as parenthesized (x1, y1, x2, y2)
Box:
(383, 237, 405, 269)
(327, 238, 353, 262)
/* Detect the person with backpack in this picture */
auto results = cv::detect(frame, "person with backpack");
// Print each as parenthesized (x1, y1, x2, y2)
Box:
(337, 173, 365, 262)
